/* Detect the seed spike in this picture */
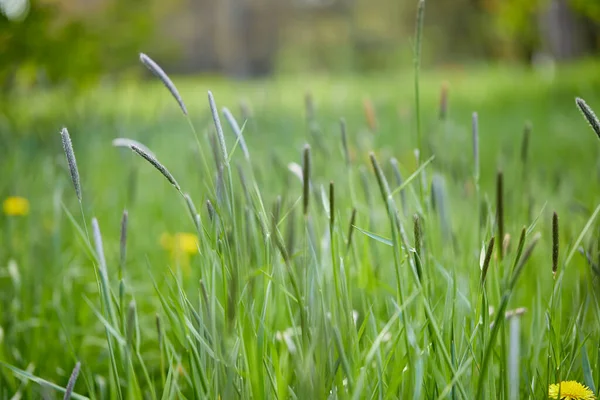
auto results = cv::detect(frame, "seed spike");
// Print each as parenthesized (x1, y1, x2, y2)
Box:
(63, 361, 81, 400)
(130, 144, 180, 191)
(139, 53, 187, 115)
(496, 170, 504, 260)
(481, 236, 495, 286)
(575, 97, 600, 139)
(302, 145, 311, 216)
(60, 128, 82, 202)
(413, 214, 423, 281)
(329, 181, 335, 230)
(208, 91, 229, 166)
(346, 208, 357, 252)
(552, 211, 559, 277)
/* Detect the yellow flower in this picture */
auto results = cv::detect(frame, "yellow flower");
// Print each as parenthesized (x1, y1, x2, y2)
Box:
(3, 197, 29, 216)
(549, 381, 596, 400)
(161, 232, 198, 254)
(160, 232, 198, 275)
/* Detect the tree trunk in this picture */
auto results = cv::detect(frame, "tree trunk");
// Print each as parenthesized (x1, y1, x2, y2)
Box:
(538, 0, 593, 60)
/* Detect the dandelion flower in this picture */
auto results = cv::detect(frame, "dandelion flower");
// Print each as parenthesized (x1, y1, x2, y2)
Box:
(3, 197, 29, 216)
(549, 381, 595, 400)
(173, 233, 198, 254)
(160, 232, 198, 275)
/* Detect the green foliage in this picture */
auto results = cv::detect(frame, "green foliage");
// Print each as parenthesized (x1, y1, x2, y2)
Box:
(571, 0, 600, 21)
(0, 1, 103, 91)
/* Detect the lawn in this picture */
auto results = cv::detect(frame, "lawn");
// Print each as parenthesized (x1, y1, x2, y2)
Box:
(0, 58, 600, 399)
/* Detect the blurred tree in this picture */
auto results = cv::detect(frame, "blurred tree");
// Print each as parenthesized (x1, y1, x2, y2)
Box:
(0, 0, 103, 92)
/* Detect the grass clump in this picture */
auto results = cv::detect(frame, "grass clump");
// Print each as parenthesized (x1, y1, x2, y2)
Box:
(1, 42, 600, 400)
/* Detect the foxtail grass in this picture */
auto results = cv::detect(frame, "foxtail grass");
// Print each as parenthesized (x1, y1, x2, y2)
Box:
(552, 211, 559, 277)
(480, 237, 495, 286)
(63, 361, 81, 400)
(139, 53, 187, 115)
(413, 214, 423, 281)
(575, 97, 600, 139)
(130, 144, 181, 191)
(208, 91, 229, 166)
(302, 145, 311, 216)
(496, 170, 504, 260)
(346, 208, 357, 253)
(60, 128, 82, 203)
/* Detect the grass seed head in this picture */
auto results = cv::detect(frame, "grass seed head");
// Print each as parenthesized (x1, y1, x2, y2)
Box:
(60, 128, 82, 202)
(208, 91, 229, 165)
(481, 236, 496, 286)
(130, 144, 180, 191)
(139, 53, 188, 115)
(496, 170, 504, 260)
(302, 144, 311, 215)
(346, 208, 357, 252)
(552, 211, 559, 277)
(575, 97, 600, 139)
(63, 361, 81, 400)
(329, 181, 335, 229)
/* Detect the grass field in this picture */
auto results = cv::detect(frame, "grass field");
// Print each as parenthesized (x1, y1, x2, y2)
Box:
(1, 58, 600, 399)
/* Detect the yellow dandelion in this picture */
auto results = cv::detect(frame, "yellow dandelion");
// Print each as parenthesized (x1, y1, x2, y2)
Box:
(173, 233, 198, 254)
(549, 381, 596, 400)
(3, 196, 29, 216)
(160, 232, 198, 254)
(160, 232, 198, 276)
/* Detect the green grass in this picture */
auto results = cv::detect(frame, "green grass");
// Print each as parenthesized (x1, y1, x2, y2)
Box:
(1, 59, 600, 399)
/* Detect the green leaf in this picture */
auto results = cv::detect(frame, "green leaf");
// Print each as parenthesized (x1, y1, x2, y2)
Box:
(353, 225, 393, 246)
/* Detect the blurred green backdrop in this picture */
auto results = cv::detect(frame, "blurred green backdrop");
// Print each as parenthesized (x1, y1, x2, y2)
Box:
(1, 0, 600, 92)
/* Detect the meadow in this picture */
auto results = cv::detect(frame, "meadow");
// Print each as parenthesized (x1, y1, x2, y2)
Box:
(1, 57, 600, 399)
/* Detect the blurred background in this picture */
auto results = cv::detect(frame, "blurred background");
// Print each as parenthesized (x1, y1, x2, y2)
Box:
(1, 0, 599, 91)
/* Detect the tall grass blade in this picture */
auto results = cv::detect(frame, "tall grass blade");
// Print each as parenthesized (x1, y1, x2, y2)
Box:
(340, 118, 350, 166)
(119, 210, 128, 278)
(222, 107, 250, 162)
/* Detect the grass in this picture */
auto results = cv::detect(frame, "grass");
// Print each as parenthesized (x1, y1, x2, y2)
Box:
(0, 57, 600, 399)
